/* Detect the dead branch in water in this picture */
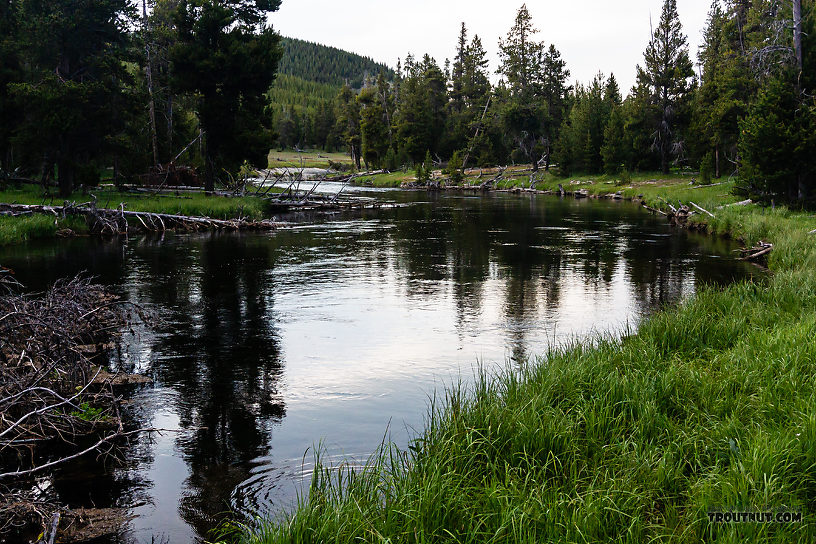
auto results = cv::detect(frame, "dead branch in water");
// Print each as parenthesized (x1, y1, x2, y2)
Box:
(739, 241, 774, 261)
(0, 275, 153, 539)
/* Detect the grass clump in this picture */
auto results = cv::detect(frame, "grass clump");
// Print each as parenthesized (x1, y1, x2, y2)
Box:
(229, 190, 816, 543)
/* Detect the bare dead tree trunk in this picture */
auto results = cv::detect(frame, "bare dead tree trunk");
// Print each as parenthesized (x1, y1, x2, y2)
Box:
(462, 94, 491, 172)
(142, 0, 159, 168)
(715, 147, 720, 179)
(167, 94, 174, 152)
(793, 0, 803, 76)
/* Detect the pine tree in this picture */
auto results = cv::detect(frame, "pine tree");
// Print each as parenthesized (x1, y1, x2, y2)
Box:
(557, 74, 611, 174)
(395, 55, 447, 162)
(172, 0, 282, 191)
(739, 76, 816, 203)
(336, 85, 362, 169)
(636, 0, 694, 174)
(497, 4, 555, 171)
(601, 106, 627, 174)
(539, 45, 571, 169)
(690, 0, 750, 179)
(450, 22, 468, 115)
(498, 4, 544, 96)
(358, 86, 389, 169)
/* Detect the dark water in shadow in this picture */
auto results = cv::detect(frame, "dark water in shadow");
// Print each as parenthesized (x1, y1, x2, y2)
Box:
(0, 191, 761, 543)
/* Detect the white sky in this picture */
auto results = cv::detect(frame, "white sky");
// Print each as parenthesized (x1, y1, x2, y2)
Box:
(269, 0, 712, 93)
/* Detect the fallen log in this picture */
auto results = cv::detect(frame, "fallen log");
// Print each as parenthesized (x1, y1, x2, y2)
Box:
(739, 241, 774, 261)
(689, 201, 716, 218)
(0, 203, 283, 233)
(742, 246, 773, 260)
(717, 199, 752, 208)
(691, 181, 728, 189)
(641, 203, 668, 216)
(656, 196, 677, 213)
(809, 228, 816, 235)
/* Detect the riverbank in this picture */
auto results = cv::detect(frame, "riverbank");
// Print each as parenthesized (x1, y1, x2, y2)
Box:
(229, 185, 816, 542)
(0, 171, 733, 246)
(0, 185, 282, 245)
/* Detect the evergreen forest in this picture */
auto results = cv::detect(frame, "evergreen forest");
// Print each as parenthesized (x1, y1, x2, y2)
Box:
(0, 0, 814, 205)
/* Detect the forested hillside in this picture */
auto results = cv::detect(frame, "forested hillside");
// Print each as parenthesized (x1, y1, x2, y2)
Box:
(278, 37, 393, 88)
(267, 37, 395, 151)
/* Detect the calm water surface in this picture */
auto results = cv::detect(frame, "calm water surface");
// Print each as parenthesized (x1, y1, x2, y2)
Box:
(0, 189, 760, 543)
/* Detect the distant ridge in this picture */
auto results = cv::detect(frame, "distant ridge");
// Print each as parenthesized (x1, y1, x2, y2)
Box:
(278, 37, 394, 89)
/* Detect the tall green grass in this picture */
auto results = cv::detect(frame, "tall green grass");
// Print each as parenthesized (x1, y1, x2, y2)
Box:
(230, 195, 816, 543)
(0, 215, 87, 246)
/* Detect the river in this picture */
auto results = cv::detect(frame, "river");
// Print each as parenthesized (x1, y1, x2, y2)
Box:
(0, 188, 760, 543)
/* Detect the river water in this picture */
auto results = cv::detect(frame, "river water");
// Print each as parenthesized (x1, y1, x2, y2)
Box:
(0, 188, 760, 543)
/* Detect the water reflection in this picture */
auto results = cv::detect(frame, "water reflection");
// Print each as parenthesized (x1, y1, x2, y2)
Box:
(0, 193, 760, 543)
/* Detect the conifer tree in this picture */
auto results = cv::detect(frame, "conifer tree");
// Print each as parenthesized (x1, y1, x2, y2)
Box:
(539, 45, 571, 169)
(498, 4, 556, 171)
(450, 22, 468, 115)
(172, 0, 282, 191)
(358, 86, 389, 169)
(636, 0, 694, 174)
(336, 85, 362, 169)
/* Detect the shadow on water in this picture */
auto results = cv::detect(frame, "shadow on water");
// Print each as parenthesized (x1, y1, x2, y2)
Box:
(0, 192, 761, 543)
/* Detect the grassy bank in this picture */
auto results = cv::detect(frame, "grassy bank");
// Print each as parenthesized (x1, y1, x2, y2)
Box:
(230, 185, 816, 543)
(0, 185, 276, 245)
(0, 215, 88, 245)
(267, 149, 354, 169)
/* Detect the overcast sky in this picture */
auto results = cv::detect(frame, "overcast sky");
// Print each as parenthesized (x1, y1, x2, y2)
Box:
(269, 0, 713, 92)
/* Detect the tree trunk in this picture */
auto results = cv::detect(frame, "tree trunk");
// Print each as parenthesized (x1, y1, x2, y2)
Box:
(715, 147, 720, 178)
(798, 174, 808, 202)
(661, 148, 669, 175)
(202, 133, 215, 192)
(793, 0, 803, 76)
(39, 154, 53, 191)
(167, 94, 174, 152)
(142, 0, 159, 167)
(544, 143, 551, 171)
(204, 157, 215, 193)
(58, 160, 74, 198)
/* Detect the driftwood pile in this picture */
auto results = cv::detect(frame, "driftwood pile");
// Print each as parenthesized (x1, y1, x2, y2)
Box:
(0, 276, 145, 541)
